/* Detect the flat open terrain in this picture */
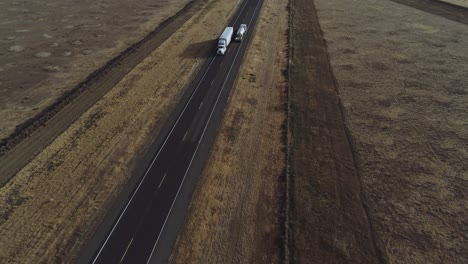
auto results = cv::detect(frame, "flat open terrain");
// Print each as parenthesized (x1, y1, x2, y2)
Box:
(316, 0, 468, 261)
(0, 0, 242, 262)
(440, 0, 468, 8)
(290, 0, 467, 262)
(0, 0, 466, 262)
(171, 0, 288, 262)
(0, 0, 189, 141)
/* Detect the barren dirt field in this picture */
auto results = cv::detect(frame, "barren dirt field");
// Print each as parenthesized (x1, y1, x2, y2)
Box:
(0, 0, 190, 141)
(0, 0, 242, 262)
(290, 0, 467, 263)
(171, 0, 289, 262)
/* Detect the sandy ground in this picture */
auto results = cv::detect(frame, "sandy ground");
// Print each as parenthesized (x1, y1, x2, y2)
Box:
(0, 0, 242, 262)
(440, 0, 468, 8)
(170, 0, 289, 262)
(0, 0, 190, 141)
(313, 0, 468, 262)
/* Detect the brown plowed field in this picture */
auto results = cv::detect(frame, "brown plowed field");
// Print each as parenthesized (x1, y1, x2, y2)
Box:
(288, 0, 380, 262)
(0, 0, 242, 262)
(171, 0, 289, 262)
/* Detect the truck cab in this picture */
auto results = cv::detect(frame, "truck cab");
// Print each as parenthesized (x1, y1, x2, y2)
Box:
(217, 39, 228, 55)
(217, 27, 234, 55)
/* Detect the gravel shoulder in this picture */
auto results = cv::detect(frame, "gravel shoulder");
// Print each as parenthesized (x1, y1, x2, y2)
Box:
(0, 0, 241, 262)
(170, 0, 289, 262)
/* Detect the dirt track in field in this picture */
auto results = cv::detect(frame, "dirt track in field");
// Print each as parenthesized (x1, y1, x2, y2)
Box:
(0, 0, 242, 262)
(289, 0, 468, 262)
(171, 0, 289, 262)
(288, 0, 380, 262)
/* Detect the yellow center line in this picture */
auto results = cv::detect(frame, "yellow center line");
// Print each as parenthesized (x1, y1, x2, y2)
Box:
(119, 236, 134, 263)
(158, 172, 167, 189)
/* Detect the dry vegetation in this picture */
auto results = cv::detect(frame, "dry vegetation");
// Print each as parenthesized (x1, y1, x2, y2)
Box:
(0, 0, 191, 141)
(289, 0, 467, 263)
(1, 0, 465, 262)
(315, 0, 468, 262)
(171, 0, 289, 262)
(0, 0, 242, 262)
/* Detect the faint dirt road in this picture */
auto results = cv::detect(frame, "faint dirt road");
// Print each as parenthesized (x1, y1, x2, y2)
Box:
(288, 0, 380, 263)
(0, 0, 242, 262)
(171, 0, 289, 262)
(290, 0, 467, 262)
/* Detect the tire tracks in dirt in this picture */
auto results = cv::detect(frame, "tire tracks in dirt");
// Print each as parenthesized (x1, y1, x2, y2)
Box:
(288, 0, 383, 262)
(0, 0, 205, 187)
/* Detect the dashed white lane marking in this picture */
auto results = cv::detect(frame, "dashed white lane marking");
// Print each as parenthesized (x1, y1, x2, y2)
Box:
(146, 0, 263, 262)
(158, 172, 167, 189)
(182, 131, 189, 141)
(91, 46, 217, 264)
(119, 237, 134, 263)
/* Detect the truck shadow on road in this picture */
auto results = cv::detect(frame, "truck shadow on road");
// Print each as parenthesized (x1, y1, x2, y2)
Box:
(180, 39, 217, 58)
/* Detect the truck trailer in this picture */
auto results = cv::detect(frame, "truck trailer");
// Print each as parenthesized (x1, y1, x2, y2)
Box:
(217, 27, 234, 55)
(235, 24, 248, 41)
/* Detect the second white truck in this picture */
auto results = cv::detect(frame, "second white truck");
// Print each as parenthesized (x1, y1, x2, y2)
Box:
(217, 27, 234, 55)
(235, 24, 248, 41)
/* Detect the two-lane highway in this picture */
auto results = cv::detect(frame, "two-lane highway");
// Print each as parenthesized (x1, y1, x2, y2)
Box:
(85, 0, 264, 263)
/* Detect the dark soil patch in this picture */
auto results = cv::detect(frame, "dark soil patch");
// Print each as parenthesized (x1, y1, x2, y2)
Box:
(288, 0, 382, 262)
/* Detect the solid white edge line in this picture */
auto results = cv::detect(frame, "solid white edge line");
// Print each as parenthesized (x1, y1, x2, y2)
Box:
(145, 0, 262, 263)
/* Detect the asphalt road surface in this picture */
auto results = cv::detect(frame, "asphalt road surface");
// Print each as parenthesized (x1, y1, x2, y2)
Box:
(85, 0, 264, 263)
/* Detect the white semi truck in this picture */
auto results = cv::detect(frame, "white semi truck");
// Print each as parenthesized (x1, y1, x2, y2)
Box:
(217, 27, 234, 55)
(235, 24, 248, 41)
